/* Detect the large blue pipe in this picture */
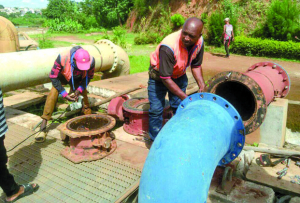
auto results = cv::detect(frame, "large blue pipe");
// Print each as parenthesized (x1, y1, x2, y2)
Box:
(138, 93, 245, 202)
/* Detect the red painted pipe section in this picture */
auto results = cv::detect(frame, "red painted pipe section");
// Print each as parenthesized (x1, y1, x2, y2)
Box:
(206, 62, 290, 134)
(108, 97, 172, 136)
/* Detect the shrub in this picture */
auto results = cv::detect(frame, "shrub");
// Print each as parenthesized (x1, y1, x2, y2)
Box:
(111, 26, 128, 48)
(231, 36, 300, 59)
(201, 13, 208, 25)
(44, 18, 83, 33)
(37, 33, 54, 49)
(171, 14, 185, 28)
(207, 11, 225, 46)
(95, 27, 129, 49)
(253, 0, 300, 41)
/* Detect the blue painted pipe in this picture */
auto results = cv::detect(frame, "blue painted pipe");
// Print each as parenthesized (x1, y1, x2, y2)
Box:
(139, 93, 245, 202)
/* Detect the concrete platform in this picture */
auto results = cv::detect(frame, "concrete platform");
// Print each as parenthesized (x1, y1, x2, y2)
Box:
(87, 71, 196, 98)
(3, 92, 46, 110)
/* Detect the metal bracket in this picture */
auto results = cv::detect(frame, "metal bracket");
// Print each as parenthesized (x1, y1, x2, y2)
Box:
(216, 166, 237, 195)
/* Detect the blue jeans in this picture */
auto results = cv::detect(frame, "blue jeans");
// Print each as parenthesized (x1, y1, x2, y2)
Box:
(148, 74, 188, 140)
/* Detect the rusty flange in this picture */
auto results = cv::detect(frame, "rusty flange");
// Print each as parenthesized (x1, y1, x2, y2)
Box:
(107, 94, 129, 121)
(59, 114, 117, 163)
(60, 114, 116, 138)
(122, 98, 172, 136)
(206, 71, 267, 135)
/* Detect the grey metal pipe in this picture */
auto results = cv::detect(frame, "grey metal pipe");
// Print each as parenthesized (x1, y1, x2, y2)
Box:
(0, 40, 130, 93)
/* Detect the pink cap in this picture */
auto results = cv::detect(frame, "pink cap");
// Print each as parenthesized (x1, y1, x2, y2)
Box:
(74, 49, 91, 71)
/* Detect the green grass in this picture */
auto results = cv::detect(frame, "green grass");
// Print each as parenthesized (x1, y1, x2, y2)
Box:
(129, 55, 150, 74)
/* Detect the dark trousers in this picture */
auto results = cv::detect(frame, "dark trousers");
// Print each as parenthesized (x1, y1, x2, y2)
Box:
(224, 39, 230, 57)
(148, 74, 188, 140)
(0, 136, 20, 197)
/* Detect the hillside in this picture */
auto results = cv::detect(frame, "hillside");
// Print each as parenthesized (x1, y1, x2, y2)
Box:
(127, 0, 270, 35)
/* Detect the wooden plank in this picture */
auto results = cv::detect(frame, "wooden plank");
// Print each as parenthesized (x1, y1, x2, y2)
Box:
(246, 152, 300, 195)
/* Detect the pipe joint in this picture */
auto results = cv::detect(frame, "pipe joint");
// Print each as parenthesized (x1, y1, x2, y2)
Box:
(206, 71, 266, 134)
(178, 93, 245, 165)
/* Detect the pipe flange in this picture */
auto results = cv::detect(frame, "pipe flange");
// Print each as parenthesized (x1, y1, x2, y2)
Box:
(95, 39, 119, 73)
(59, 114, 116, 138)
(123, 98, 170, 114)
(177, 93, 245, 165)
(248, 62, 291, 98)
(206, 71, 267, 135)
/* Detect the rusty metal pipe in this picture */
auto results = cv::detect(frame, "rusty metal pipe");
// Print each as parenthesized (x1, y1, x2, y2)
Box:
(206, 62, 290, 134)
(0, 40, 130, 93)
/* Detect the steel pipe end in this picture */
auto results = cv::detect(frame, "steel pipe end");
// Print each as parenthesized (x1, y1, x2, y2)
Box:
(206, 71, 267, 135)
(94, 40, 130, 79)
(177, 93, 245, 165)
(248, 62, 291, 98)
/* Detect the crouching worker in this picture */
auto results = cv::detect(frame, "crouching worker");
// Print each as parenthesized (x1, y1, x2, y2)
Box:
(0, 87, 39, 202)
(35, 46, 95, 142)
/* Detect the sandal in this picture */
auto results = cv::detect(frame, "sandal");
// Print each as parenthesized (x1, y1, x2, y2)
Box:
(35, 131, 47, 143)
(5, 183, 39, 203)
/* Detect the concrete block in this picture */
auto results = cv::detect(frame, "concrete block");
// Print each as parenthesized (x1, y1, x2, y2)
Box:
(259, 98, 288, 148)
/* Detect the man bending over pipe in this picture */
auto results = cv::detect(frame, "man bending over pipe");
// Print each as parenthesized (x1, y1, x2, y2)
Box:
(0, 87, 39, 202)
(35, 46, 95, 142)
(148, 17, 205, 140)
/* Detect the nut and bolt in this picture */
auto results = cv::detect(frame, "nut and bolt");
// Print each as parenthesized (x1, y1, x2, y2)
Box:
(287, 158, 291, 168)
(272, 65, 277, 69)
(276, 167, 288, 175)
(290, 175, 300, 185)
(281, 158, 288, 165)
(278, 170, 287, 179)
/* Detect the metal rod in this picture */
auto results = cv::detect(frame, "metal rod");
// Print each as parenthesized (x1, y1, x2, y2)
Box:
(243, 146, 300, 156)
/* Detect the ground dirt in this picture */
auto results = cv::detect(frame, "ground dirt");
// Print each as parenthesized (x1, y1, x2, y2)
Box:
(50, 36, 95, 44)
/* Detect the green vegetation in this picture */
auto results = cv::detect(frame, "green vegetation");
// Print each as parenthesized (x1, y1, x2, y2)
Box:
(18, 0, 299, 62)
(129, 55, 150, 74)
(171, 14, 185, 28)
(2, 12, 45, 27)
(231, 36, 300, 60)
(253, 0, 300, 41)
(86, 0, 134, 28)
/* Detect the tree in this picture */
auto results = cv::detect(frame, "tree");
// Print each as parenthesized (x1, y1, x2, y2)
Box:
(43, 0, 78, 20)
(86, 0, 134, 28)
(0, 5, 4, 9)
(254, 0, 300, 41)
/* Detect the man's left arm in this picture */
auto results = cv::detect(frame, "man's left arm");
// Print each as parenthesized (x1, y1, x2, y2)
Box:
(191, 43, 205, 92)
(76, 58, 95, 95)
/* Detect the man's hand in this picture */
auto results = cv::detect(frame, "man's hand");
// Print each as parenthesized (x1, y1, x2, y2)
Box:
(162, 78, 187, 101)
(65, 95, 76, 102)
(198, 82, 206, 93)
(72, 90, 81, 101)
